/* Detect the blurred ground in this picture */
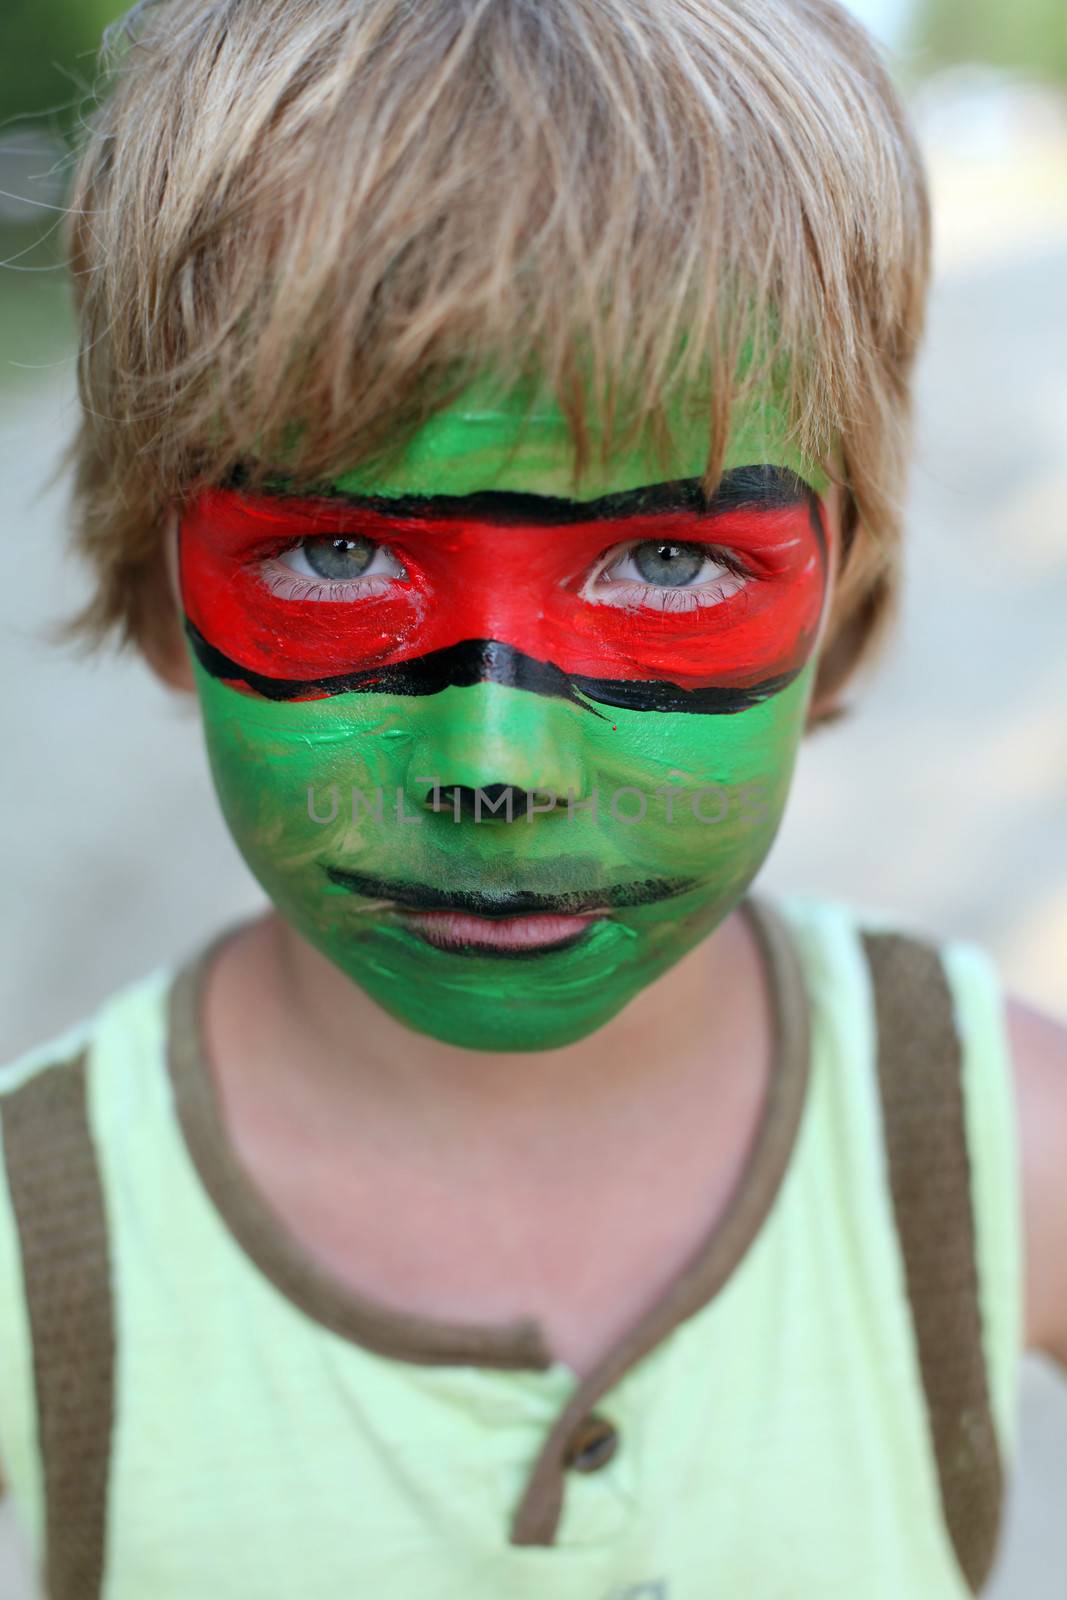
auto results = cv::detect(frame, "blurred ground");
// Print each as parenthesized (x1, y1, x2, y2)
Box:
(0, 79, 1066, 1599)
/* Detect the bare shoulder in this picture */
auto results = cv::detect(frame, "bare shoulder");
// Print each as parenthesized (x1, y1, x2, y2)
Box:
(1007, 992, 1067, 1370)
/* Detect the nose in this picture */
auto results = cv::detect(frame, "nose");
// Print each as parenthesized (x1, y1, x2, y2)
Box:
(403, 681, 592, 820)
(435, 782, 540, 821)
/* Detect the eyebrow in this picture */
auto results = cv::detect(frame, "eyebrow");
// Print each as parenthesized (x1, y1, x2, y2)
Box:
(223, 462, 817, 525)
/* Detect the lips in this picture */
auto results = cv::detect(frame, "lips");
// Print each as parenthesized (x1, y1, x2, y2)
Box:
(393, 907, 603, 957)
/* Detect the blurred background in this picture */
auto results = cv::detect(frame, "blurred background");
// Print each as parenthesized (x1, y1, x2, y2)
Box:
(1, 0, 1065, 1594)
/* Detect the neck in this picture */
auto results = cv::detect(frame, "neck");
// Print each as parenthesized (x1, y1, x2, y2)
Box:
(211, 902, 759, 1182)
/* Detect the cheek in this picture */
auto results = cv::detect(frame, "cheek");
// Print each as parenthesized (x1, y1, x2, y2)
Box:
(590, 665, 811, 871)
(193, 681, 416, 902)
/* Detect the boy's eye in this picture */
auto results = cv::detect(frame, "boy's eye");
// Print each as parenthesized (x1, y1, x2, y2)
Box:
(281, 535, 400, 583)
(260, 534, 408, 600)
(627, 542, 707, 587)
(583, 538, 750, 610)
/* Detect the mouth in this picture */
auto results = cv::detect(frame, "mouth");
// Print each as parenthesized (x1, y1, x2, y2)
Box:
(391, 907, 604, 959)
(324, 864, 700, 960)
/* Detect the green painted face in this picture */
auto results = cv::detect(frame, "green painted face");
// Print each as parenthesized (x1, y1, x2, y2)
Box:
(179, 380, 834, 1050)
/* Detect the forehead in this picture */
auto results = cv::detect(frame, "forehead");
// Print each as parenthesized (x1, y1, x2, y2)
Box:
(289, 372, 829, 502)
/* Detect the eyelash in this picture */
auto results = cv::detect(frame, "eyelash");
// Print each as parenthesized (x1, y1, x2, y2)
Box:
(257, 538, 407, 603)
(255, 536, 755, 608)
(259, 570, 401, 604)
(584, 542, 754, 613)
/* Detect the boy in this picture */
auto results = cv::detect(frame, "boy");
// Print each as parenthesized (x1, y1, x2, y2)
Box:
(2, 0, 1066, 1596)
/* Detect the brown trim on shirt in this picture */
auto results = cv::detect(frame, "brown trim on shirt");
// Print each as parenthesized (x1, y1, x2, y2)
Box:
(165, 891, 813, 1542)
(863, 929, 1003, 1596)
(1, 1048, 114, 1599)
(167, 931, 556, 1370)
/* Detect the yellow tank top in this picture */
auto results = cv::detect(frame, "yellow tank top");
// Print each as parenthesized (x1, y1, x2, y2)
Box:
(0, 892, 1023, 1598)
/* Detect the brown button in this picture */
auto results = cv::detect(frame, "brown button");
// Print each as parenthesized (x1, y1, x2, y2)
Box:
(563, 1413, 619, 1473)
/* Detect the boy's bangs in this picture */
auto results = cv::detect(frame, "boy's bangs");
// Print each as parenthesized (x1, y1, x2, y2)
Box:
(71, 0, 919, 495)
(62, 0, 929, 713)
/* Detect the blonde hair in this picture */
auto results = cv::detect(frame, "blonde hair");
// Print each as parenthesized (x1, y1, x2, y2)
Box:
(60, 0, 931, 724)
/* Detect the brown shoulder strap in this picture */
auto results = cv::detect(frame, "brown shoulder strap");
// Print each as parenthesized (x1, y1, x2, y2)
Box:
(861, 928, 1003, 1595)
(1, 1048, 114, 1599)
